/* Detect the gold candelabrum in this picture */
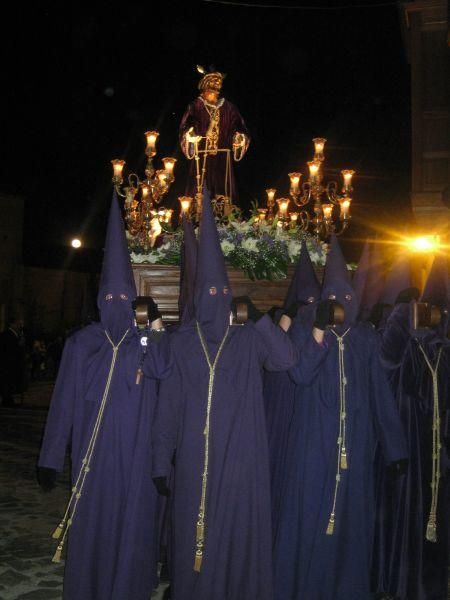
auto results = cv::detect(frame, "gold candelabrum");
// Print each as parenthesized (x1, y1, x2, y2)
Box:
(111, 131, 177, 252)
(260, 138, 355, 238)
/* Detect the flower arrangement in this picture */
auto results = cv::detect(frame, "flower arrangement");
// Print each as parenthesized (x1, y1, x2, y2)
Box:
(129, 215, 328, 281)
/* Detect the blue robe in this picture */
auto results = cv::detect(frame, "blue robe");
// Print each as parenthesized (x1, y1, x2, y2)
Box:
(273, 321, 407, 600)
(152, 315, 297, 600)
(375, 304, 450, 600)
(39, 323, 172, 600)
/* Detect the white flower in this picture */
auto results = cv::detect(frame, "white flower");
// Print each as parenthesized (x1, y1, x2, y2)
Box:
(241, 238, 259, 252)
(148, 252, 159, 264)
(220, 240, 235, 256)
(130, 252, 145, 264)
(287, 240, 301, 260)
(230, 220, 252, 234)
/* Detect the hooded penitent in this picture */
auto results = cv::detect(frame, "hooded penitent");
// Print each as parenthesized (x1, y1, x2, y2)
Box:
(194, 189, 231, 347)
(179, 214, 198, 325)
(38, 191, 172, 600)
(321, 234, 359, 327)
(361, 241, 386, 321)
(273, 237, 407, 600)
(152, 193, 298, 600)
(265, 240, 322, 540)
(376, 252, 450, 600)
(351, 240, 370, 313)
(421, 253, 450, 336)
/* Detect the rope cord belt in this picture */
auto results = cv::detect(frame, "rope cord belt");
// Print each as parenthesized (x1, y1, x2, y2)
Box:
(194, 322, 230, 572)
(418, 344, 443, 543)
(326, 327, 350, 536)
(50, 328, 129, 563)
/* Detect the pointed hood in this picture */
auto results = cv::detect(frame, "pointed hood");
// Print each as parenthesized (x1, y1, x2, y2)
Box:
(322, 235, 358, 326)
(351, 240, 370, 307)
(194, 190, 231, 344)
(379, 251, 411, 306)
(179, 215, 198, 324)
(284, 240, 321, 309)
(97, 191, 137, 342)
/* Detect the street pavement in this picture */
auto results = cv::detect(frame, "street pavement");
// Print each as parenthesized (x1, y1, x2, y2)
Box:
(0, 387, 169, 600)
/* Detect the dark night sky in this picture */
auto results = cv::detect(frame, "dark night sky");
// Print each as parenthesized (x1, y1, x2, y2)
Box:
(3, 0, 412, 268)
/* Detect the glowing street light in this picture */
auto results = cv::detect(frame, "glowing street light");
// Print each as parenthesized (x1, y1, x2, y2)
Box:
(406, 235, 440, 253)
(71, 238, 82, 249)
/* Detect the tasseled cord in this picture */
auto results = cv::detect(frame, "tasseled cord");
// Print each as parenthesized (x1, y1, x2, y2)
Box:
(194, 323, 229, 572)
(418, 344, 443, 544)
(50, 329, 129, 562)
(326, 328, 350, 536)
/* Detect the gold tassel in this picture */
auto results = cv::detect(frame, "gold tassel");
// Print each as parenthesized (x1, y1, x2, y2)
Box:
(426, 520, 437, 543)
(52, 544, 63, 563)
(194, 552, 203, 572)
(340, 450, 348, 470)
(196, 522, 204, 541)
(326, 515, 335, 536)
(135, 368, 142, 385)
(52, 522, 64, 540)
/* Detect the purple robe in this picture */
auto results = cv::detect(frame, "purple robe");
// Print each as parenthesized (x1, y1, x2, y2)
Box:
(179, 97, 250, 202)
(273, 321, 408, 600)
(38, 324, 172, 600)
(376, 304, 450, 600)
(152, 315, 297, 600)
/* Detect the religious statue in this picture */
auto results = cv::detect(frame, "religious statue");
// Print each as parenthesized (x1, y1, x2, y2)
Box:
(179, 66, 250, 218)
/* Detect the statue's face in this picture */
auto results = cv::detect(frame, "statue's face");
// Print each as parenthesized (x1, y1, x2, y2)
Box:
(201, 75, 222, 103)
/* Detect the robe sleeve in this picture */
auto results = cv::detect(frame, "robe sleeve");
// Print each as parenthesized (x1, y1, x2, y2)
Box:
(38, 337, 77, 472)
(287, 320, 329, 386)
(380, 303, 411, 372)
(369, 337, 408, 464)
(228, 101, 250, 159)
(253, 314, 298, 371)
(152, 361, 182, 478)
(142, 333, 173, 381)
(179, 101, 200, 159)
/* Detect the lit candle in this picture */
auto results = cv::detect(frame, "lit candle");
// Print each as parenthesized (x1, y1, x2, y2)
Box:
(277, 198, 290, 218)
(340, 198, 351, 219)
(179, 196, 193, 215)
(341, 169, 355, 191)
(111, 159, 126, 183)
(289, 172, 302, 193)
(322, 204, 333, 220)
(164, 208, 174, 224)
(141, 183, 150, 200)
(156, 170, 168, 186)
(266, 188, 276, 206)
(308, 161, 320, 181)
(290, 212, 299, 223)
(163, 157, 177, 175)
(312, 137, 326, 160)
(145, 130, 159, 155)
(257, 208, 267, 220)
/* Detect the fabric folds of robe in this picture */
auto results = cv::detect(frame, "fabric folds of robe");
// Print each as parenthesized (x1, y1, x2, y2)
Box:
(153, 314, 297, 600)
(375, 304, 450, 600)
(39, 324, 172, 600)
(273, 321, 407, 600)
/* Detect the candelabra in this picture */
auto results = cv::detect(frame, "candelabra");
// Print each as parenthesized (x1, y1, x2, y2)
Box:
(111, 131, 177, 251)
(261, 138, 355, 239)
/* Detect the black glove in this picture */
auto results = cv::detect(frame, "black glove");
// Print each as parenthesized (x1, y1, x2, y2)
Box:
(231, 296, 263, 323)
(283, 301, 308, 320)
(368, 303, 391, 329)
(313, 300, 335, 330)
(387, 458, 408, 477)
(395, 287, 420, 305)
(153, 476, 171, 497)
(37, 466, 57, 492)
(147, 297, 162, 323)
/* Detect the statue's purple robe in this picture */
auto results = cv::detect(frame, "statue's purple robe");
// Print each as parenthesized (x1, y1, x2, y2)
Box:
(152, 191, 297, 600)
(264, 240, 321, 539)
(273, 236, 408, 600)
(38, 193, 173, 600)
(179, 96, 249, 202)
(376, 256, 450, 600)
